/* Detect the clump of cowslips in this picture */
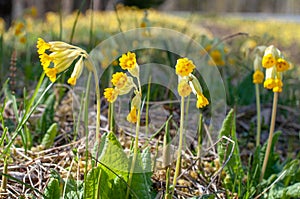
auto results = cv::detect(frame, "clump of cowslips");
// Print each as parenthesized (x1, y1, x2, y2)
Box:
(170, 57, 209, 198)
(176, 58, 209, 108)
(259, 45, 291, 181)
(262, 45, 290, 93)
(104, 51, 141, 123)
(252, 46, 265, 84)
(36, 38, 91, 85)
(36, 38, 101, 154)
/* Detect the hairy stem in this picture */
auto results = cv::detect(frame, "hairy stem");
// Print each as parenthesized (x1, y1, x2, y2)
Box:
(171, 96, 185, 197)
(261, 92, 278, 181)
(255, 84, 261, 146)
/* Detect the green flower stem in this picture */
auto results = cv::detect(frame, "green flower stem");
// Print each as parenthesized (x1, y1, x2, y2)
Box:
(260, 92, 278, 181)
(86, 58, 101, 146)
(255, 84, 261, 146)
(197, 113, 203, 168)
(126, 107, 141, 199)
(171, 96, 185, 197)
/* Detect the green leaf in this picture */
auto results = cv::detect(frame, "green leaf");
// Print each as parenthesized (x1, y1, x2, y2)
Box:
(217, 109, 244, 192)
(63, 179, 83, 199)
(41, 123, 58, 149)
(85, 132, 129, 199)
(98, 132, 129, 177)
(129, 150, 152, 199)
(141, 147, 153, 186)
(85, 166, 111, 199)
(268, 182, 300, 199)
(281, 159, 300, 185)
(44, 178, 61, 199)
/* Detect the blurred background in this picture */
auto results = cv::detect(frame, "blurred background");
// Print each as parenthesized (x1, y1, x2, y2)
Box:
(1, 0, 300, 25)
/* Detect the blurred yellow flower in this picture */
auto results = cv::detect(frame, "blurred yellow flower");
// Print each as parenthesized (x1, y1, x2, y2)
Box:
(263, 78, 276, 89)
(272, 78, 283, 93)
(178, 79, 192, 97)
(104, 88, 119, 103)
(19, 36, 26, 44)
(196, 93, 209, 108)
(14, 22, 24, 36)
(276, 58, 289, 72)
(127, 106, 137, 123)
(175, 58, 195, 77)
(209, 50, 225, 66)
(253, 70, 264, 84)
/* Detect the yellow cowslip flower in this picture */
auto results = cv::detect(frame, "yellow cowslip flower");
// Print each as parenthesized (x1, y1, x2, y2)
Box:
(127, 106, 137, 123)
(111, 72, 128, 89)
(175, 58, 196, 77)
(37, 38, 51, 55)
(44, 68, 58, 83)
(276, 58, 289, 72)
(39, 53, 53, 69)
(178, 79, 192, 97)
(196, 93, 209, 108)
(262, 54, 276, 68)
(37, 38, 88, 84)
(119, 51, 139, 77)
(189, 74, 209, 109)
(112, 72, 135, 95)
(67, 56, 84, 86)
(263, 78, 276, 89)
(119, 51, 137, 70)
(253, 70, 264, 84)
(104, 88, 119, 103)
(272, 78, 283, 93)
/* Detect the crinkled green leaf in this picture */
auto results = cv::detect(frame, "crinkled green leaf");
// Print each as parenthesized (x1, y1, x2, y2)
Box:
(217, 109, 244, 190)
(282, 159, 300, 185)
(141, 147, 153, 186)
(63, 179, 83, 199)
(86, 132, 129, 199)
(85, 166, 108, 199)
(268, 183, 300, 199)
(129, 150, 152, 199)
(98, 132, 129, 176)
(44, 178, 61, 199)
(41, 123, 58, 149)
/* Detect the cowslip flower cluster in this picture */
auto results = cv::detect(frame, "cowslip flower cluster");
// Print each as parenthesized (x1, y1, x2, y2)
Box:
(176, 58, 209, 108)
(252, 47, 265, 84)
(104, 52, 140, 123)
(261, 45, 290, 92)
(36, 38, 89, 85)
